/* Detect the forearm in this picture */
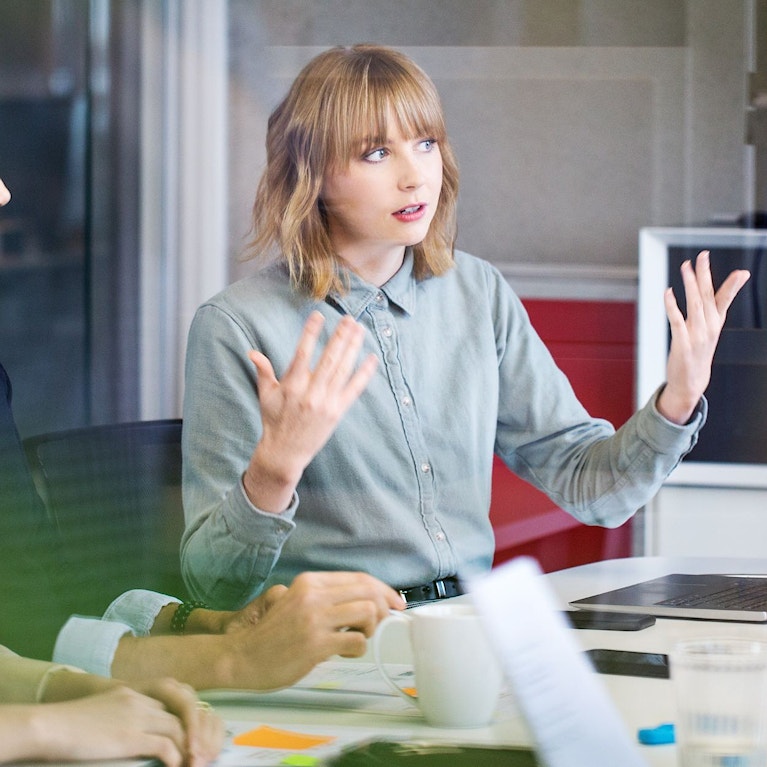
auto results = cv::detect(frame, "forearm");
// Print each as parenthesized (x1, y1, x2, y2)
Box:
(508, 389, 704, 526)
(655, 382, 699, 425)
(111, 634, 241, 690)
(180, 483, 295, 608)
(242, 442, 301, 514)
(0, 707, 56, 762)
(38, 669, 117, 703)
(573, 395, 703, 521)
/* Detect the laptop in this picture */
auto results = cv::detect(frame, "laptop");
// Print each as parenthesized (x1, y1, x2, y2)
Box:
(570, 573, 767, 622)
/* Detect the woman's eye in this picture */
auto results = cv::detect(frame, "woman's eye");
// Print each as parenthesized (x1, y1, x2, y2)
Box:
(419, 138, 438, 152)
(364, 148, 388, 162)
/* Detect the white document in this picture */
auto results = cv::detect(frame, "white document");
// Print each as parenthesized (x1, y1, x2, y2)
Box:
(469, 556, 649, 767)
(205, 660, 521, 720)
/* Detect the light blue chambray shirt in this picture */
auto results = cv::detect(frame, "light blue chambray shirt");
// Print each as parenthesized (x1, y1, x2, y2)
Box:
(180, 249, 705, 609)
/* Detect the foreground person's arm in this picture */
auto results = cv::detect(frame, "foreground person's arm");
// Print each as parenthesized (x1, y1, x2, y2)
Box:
(0, 663, 223, 766)
(111, 571, 404, 691)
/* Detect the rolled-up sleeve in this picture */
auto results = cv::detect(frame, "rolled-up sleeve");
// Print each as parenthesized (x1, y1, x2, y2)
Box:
(181, 301, 299, 608)
(53, 617, 132, 677)
(103, 589, 180, 636)
(492, 268, 705, 529)
(53, 589, 181, 676)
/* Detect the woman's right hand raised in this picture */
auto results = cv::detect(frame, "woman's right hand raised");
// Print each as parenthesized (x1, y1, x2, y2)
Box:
(244, 311, 377, 512)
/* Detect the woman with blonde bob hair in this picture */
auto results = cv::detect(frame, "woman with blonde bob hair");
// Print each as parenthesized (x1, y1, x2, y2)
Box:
(181, 44, 748, 610)
(250, 44, 460, 298)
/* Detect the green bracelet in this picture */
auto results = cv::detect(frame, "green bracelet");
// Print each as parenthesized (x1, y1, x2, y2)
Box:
(171, 600, 208, 634)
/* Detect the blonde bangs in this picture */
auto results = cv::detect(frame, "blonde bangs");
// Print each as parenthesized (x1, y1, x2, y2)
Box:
(322, 52, 449, 170)
(249, 45, 459, 298)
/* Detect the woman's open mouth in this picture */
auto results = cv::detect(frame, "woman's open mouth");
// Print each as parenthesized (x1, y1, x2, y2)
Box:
(393, 204, 427, 222)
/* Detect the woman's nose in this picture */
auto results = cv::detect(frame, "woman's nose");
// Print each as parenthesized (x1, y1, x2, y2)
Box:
(397, 153, 425, 190)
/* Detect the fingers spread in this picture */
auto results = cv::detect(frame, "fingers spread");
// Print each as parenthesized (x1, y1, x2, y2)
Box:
(285, 310, 326, 378)
(248, 350, 278, 390)
(313, 316, 362, 383)
(715, 268, 751, 316)
(663, 287, 684, 329)
(660, 251, 751, 423)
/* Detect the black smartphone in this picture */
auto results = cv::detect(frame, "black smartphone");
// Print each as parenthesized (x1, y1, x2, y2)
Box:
(585, 648, 670, 678)
(327, 740, 540, 766)
(563, 610, 655, 631)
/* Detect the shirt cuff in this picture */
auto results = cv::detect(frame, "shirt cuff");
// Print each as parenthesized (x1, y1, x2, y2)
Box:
(238, 474, 299, 519)
(53, 616, 133, 677)
(651, 385, 708, 429)
(103, 589, 181, 636)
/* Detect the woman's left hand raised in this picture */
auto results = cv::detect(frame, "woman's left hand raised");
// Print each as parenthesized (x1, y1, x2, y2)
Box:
(658, 250, 750, 424)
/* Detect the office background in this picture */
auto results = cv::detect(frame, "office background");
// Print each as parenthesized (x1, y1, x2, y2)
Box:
(0, 0, 765, 568)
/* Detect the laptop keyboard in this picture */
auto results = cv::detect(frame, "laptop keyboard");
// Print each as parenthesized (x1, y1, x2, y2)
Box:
(658, 581, 767, 611)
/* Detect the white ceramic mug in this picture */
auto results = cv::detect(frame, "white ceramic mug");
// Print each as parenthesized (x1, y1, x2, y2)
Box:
(373, 602, 504, 728)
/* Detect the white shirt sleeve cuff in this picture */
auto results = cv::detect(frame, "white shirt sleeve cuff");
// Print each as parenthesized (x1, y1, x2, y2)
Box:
(53, 616, 133, 677)
(103, 589, 181, 636)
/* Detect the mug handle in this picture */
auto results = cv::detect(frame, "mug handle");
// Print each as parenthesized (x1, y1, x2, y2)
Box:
(372, 612, 418, 706)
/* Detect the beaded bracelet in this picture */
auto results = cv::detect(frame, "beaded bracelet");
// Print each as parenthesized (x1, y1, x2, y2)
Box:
(171, 600, 208, 634)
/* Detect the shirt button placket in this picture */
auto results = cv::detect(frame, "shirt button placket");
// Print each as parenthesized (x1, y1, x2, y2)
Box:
(369, 294, 440, 566)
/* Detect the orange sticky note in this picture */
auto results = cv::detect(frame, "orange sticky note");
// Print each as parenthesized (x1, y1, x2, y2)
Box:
(233, 725, 335, 750)
(402, 687, 418, 697)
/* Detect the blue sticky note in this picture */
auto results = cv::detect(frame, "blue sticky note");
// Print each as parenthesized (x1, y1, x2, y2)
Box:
(637, 723, 675, 745)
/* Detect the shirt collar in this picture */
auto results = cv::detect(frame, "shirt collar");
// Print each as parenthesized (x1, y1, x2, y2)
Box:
(328, 248, 418, 319)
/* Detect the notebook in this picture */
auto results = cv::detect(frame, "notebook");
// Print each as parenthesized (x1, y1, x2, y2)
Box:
(569, 573, 767, 622)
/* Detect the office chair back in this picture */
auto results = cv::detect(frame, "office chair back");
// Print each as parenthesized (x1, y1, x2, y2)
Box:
(23, 419, 188, 615)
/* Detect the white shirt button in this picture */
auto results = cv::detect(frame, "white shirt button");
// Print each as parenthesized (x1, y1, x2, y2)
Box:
(402, 396, 411, 406)
(382, 326, 393, 338)
(375, 292, 385, 303)
(435, 532, 445, 541)
(420, 462, 431, 473)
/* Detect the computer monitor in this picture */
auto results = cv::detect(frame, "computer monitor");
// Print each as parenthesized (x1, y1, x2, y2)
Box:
(638, 227, 767, 486)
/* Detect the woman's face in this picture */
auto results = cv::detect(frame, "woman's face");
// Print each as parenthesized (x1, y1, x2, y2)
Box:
(0, 178, 10, 207)
(320, 115, 443, 268)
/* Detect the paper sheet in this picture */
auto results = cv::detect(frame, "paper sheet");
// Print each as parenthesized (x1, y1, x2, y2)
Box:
(203, 659, 524, 765)
(469, 557, 649, 767)
(203, 662, 420, 716)
(204, 661, 520, 720)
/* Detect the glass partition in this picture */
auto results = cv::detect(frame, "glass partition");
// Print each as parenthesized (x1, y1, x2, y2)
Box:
(0, 0, 141, 437)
